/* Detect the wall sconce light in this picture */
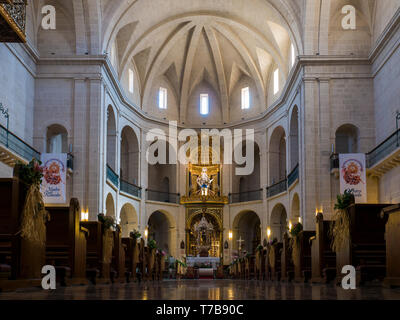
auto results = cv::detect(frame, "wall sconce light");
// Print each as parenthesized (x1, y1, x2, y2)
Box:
(288, 221, 293, 231)
(267, 227, 271, 239)
(144, 228, 148, 238)
(298, 217, 302, 224)
(228, 231, 233, 240)
(81, 210, 89, 222)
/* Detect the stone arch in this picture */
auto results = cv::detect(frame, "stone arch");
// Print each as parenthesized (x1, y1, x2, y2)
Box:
(105, 193, 116, 219)
(120, 126, 140, 185)
(232, 140, 261, 195)
(46, 124, 69, 153)
(232, 211, 261, 254)
(270, 203, 288, 242)
(269, 126, 287, 184)
(119, 203, 139, 237)
(148, 141, 177, 199)
(335, 124, 360, 154)
(289, 106, 299, 170)
(291, 193, 300, 222)
(107, 105, 117, 171)
(147, 210, 175, 254)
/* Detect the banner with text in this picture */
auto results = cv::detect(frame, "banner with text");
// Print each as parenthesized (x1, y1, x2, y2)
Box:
(339, 153, 367, 203)
(40, 153, 67, 204)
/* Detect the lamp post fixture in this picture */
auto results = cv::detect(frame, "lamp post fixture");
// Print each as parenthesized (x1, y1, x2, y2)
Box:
(0, 103, 9, 147)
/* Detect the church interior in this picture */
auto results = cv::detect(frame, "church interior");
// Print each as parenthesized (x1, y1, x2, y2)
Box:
(0, 0, 400, 301)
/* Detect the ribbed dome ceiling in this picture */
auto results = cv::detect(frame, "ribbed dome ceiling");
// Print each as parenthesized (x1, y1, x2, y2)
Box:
(106, 0, 300, 125)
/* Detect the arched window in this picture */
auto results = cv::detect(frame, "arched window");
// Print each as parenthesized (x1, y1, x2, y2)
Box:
(46, 125, 68, 153)
(335, 124, 359, 154)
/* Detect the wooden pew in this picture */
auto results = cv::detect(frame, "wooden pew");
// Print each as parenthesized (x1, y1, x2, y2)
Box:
(269, 242, 283, 281)
(122, 235, 140, 282)
(310, 213, 336, 283)
(81, 221, 112, 285)
(145, 247, 156, 281)
(264, 247, 270, 281)
(45, 198, 89, 286)
(111, 226, 128, 283)
(335, 204, 391, 285)
(281, 233, 294, 282)
(155, 252, 165, 281)
(293, 231, 315, 282)
(381, 204, 400, 288)
(255, 249, 264, 280)
(244, 255, 255, 280)
(0, 175, 45, 292)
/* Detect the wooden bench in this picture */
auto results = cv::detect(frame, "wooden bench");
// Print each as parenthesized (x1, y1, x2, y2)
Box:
(0, 175, 45, 292)
(381, 204, 400, 288)
(255, 249, 264, 280)
(122, 235, 140, 282)
(111, 226, 128, 283)
(244, 255, 255, 280)
(336, 204, 391, 285)
(269, 242, 283, 281)
(281, 233, 294, 282)
(293, 231, 315, 283)
(81, 221, 112, 285)
(310, 213, 336, 283)
(45, 198, 89, 286)
(264, 247, 270, 281)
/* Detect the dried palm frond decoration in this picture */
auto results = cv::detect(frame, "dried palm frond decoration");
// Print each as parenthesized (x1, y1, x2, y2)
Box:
(17, 159, 49, 245)
(329, 191, 355, 252)
(289, 223, 303, 264)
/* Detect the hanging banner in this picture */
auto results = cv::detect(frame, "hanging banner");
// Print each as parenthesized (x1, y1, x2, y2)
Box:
(40, 153, 67, 204)
(339, 153, 367, 203)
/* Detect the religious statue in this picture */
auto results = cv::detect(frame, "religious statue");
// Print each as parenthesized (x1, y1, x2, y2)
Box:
(196, 167, 214, 196)
(193, 213, 215, 257)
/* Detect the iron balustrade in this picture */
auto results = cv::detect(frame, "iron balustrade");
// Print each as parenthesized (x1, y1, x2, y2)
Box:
(67, 153, 74, 171)
(330, 153, 339, 170)
(0, 124, 40, 161)
(367, 129, 400, 168)
(267, 179, 287, 198)
(146, 189, 180, 204)
(106, 164, 119, 188)
(288, 164, 299, 187)
(229, 189, 263, 203)
(330, 129, 400, 170)
(120, 179, 142, 198)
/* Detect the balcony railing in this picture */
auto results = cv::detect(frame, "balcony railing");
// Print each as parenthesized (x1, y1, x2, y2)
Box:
(106, 164, 119, 188)
(288, 164, 299, 187)
(330, 153, 339, 170)
(146, 189, 180, 204)
(330, 129, 400, 171)
(229, 189, 263, 204)
(0, 124, 40, 161)
(267, 179, 287, 198)
(67, 153, 74, 171)
(0, 0, 27, 42)
(367, 129, 400, 168)
(120, 179, 142, 199)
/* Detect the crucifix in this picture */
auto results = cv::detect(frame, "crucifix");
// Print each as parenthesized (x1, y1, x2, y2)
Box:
(237, 236, 244, 256)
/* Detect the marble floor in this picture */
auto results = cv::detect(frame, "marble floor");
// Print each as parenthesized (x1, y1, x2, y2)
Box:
(1, 280, 400, 300)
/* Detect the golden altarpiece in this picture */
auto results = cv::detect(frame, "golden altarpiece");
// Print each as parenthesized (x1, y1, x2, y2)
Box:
(180, 147, 228, 260)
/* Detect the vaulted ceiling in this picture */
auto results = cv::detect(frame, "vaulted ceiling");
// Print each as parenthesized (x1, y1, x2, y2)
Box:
(104, 0, 300, 124)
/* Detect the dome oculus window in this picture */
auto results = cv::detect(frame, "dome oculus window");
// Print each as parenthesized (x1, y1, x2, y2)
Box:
(200, 94, 209, 115)
(241, 87, 250, 110)
(273, 69, 279, 95)
(158, 87, 168, 109)
(129, 69, 134, 93)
